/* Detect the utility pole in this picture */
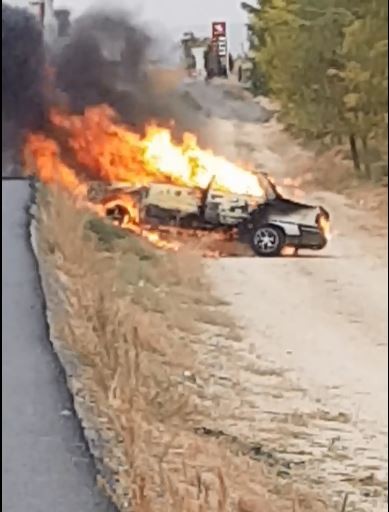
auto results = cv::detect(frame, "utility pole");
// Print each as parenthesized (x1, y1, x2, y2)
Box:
(29, 0, 57, 45)
(29, 0, 45, 26)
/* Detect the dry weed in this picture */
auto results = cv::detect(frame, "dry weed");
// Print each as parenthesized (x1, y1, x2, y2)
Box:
(35, 185, 331, 512)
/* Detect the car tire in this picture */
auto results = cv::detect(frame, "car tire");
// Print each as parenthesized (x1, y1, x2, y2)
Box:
(250, 224, 285, 257)
(106, 204, 131, 226)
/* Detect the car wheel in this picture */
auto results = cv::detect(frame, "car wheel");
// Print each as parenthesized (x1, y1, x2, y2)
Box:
(250, 225, 285, 257)
(106, 205, 130, 226)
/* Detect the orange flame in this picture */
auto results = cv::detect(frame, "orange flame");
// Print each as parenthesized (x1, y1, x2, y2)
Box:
(24, 133, 86, 197)
(47, 105, 264, 197)
(318, 215, 331, 241)
(23, 105, 317, 254)
(23, 105, 268, 252)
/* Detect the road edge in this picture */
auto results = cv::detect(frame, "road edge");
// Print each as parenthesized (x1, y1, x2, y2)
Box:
(27, 179, 119, 509)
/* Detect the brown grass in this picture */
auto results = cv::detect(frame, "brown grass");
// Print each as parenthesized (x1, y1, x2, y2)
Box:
(34, 185, 332, 512)
(304, 146, 388, 219)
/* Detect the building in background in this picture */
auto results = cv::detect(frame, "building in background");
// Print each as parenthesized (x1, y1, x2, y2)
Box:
(180, 32, 210, 77)
(54, 8, 71, 38)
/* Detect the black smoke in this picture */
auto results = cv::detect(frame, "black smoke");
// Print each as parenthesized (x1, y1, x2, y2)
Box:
(54, 8, 205, 135)
(54, 10, 151, 124)
(2, 4, 47, 174)
(2, 4, 47, 131)
(2, 5, 206, 176)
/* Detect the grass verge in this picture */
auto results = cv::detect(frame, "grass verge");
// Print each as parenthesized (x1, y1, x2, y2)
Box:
(33, 184, 331, 512)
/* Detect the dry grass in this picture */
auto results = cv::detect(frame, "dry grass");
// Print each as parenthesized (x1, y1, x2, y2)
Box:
(34, 185, 332, 512)
(304, 146, 388, 219)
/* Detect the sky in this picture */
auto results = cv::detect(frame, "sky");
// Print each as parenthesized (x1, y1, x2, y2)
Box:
(6, 0, 249, 54)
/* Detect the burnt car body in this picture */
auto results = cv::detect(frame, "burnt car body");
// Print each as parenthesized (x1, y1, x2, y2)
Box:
(241, 196, 329, 256)
(238, 174, 330, 256)
(99, 172, 330, 257)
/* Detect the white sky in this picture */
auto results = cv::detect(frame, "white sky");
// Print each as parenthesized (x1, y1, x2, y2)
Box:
(60, 0, 246, 27)
(7, 0, 249, 53)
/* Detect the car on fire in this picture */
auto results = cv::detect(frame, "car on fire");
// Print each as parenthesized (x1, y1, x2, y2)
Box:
(96, 172, 330, 257)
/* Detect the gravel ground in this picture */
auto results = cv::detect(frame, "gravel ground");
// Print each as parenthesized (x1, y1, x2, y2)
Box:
(183, 79, 388, 511)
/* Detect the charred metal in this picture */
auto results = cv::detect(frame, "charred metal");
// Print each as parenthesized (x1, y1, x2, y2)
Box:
(97, 173, 330, 257)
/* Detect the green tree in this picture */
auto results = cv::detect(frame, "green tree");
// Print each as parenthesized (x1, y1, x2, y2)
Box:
(241, 1, 271, 94)
(341, 0, 388, 176)
(242, 0, 388, 178)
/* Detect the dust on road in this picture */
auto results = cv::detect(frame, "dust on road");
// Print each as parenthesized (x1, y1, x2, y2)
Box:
(184, 79, 388, 511)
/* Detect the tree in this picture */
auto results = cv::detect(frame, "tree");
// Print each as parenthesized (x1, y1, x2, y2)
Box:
(241, 1, 271, 94)
(341, 0, 388, 176)
(242, 0, 388, 178)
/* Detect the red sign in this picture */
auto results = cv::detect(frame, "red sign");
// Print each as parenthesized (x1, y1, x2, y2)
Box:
(212, 22, 226, 38)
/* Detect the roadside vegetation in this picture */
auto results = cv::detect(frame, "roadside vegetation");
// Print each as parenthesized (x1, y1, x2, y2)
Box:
(242, 0, 388, 182)
(34, 185, 332, 512)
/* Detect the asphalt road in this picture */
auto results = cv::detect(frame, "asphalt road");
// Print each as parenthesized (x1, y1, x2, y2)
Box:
(2, 179, 114, 512)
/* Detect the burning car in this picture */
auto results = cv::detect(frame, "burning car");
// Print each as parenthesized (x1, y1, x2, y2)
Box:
(23, 105, 330, 256)
(98, 172, 330, 257)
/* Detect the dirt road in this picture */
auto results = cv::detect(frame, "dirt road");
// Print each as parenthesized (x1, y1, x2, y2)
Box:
(2, 179, 114, 512)
(185, 79, 388, 511)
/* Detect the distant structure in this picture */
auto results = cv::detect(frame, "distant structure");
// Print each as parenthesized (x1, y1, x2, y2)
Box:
(54, 9, 71, 38)
(180, 32, 210, 77)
